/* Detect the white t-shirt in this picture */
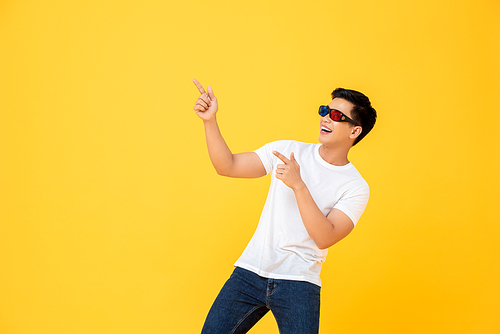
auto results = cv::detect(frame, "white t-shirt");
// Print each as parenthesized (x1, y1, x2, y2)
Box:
(234, 140, 370, 286)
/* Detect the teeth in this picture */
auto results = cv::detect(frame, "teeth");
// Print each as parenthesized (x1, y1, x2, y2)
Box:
(321, 126, 332, 132)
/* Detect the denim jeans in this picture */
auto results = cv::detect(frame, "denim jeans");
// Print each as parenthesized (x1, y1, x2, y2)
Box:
(201, 267, 321, 334)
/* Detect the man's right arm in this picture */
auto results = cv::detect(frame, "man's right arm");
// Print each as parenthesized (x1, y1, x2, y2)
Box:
(193, 79, 266, 178)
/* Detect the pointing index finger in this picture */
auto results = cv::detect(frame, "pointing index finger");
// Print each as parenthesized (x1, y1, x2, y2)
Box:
(192, 78, 206, 94)
(273, 151, 290, 164)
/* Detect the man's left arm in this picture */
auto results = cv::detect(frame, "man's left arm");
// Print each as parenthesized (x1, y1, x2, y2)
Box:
(273, 151, 354, 249)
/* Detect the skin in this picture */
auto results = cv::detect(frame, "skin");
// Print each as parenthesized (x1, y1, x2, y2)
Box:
(192, 78, 362, 249)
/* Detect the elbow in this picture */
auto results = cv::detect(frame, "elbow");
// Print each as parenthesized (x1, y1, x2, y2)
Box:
(213, 160, 235, 177)
(215, 167, 231, 177)
(315, 237, 342, 250)
(316, 241, 334, 250)
(314, 221, 353, 249)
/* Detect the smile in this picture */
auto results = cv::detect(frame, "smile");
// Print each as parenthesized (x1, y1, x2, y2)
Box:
(320, 126, 332, 133)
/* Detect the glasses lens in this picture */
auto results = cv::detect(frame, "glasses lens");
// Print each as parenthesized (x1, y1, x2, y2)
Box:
(319, 106, 329, 116)
(331, 110, 342, 121)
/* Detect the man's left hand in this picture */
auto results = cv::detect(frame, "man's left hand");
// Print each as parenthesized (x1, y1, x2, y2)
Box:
(273, 151, 305, 191)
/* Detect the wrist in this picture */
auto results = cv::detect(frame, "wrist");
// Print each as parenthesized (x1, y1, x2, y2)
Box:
(203, 115, 218, 126)
(292, 181, 307, 193)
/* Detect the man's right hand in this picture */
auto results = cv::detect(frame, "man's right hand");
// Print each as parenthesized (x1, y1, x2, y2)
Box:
(192, 78, 218, 122)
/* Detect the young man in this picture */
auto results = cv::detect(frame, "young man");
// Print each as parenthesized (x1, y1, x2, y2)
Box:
(192, 78, 377, 334)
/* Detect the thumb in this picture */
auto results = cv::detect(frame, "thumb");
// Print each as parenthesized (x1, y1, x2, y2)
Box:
(290, 152, 296, 162)
(207, 85, 216, 100)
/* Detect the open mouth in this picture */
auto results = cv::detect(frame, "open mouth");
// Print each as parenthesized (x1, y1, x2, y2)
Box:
(321, 126, 332, 133)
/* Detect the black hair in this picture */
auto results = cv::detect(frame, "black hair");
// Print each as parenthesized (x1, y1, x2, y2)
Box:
(331, 88, 377, 146)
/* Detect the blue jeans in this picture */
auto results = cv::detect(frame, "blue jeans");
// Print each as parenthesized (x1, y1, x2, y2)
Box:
(201, 267, 321, 334)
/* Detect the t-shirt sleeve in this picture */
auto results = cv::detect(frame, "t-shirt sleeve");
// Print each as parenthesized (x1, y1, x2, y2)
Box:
(333, 183, 370, 226)
(253, 141, 282, 175)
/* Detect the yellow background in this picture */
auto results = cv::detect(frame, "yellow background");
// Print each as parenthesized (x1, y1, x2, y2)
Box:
(1, 0, 499, 333)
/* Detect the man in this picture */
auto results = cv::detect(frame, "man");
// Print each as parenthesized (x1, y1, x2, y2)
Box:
(192, 78, 377, 334)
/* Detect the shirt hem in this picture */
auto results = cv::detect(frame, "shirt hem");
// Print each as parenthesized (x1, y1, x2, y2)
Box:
(234, 261, 322, 287)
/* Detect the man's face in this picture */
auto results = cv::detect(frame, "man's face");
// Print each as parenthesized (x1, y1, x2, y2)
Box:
(318, 98, 357, 146)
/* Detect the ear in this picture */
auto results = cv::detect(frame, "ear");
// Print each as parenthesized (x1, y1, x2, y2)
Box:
(349, 126, 362, 140)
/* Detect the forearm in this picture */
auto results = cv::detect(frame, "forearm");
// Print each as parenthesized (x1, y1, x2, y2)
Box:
(193, 80, 265, 179)
(203, 117, 235, 175)
(293, 184, 339, 249)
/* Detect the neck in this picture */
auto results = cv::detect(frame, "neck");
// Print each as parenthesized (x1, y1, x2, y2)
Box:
(318, 144, 350, 166)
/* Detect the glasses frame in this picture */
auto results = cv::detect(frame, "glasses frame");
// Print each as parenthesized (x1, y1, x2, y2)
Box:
(318, 105, 360, 126)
